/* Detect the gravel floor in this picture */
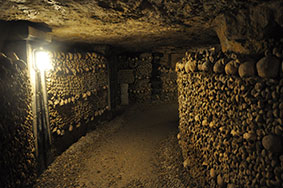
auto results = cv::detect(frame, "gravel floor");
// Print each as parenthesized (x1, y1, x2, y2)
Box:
(33, 104, 192, 188)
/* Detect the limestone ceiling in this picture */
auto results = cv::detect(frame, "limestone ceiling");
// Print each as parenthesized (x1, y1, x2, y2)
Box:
(0, 0, 270, 51)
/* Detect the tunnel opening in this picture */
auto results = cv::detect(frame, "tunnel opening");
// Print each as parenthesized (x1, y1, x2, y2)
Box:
(0, 0, 283, 188)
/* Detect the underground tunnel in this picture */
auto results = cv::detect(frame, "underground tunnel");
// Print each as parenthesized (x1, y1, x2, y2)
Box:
(0, 0, 283, 188)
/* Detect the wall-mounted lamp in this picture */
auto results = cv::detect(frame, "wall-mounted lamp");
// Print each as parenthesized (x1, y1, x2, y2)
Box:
(34, 50, 52, 72)
(30, 48, 52, 170)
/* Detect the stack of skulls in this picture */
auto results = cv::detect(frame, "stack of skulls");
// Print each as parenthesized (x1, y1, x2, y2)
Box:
(47, 51, 109, 136)
(121, 53, 152, 103)
(50, 52, 107, 76)
(176, 46, 283, 79)
(176, 43, 283, 187)
(158, 65, 178, 102)
(0, 53, 37, 187)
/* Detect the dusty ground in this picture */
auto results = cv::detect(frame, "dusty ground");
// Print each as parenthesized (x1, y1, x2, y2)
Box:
(34, 103, 192, 188)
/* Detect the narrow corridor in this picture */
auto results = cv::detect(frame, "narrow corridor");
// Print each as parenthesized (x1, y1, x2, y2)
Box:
(34, 104, 189, 188)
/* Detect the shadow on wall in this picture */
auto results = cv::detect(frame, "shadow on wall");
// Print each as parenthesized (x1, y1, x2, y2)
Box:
(0, 51, 37, 187)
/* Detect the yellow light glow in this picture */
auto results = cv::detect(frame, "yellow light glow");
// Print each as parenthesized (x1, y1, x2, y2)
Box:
(35, 51, 52, 72)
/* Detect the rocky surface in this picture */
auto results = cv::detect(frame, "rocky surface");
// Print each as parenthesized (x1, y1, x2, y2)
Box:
(214, 1, 283, 54)
(1, 0, 281, 51)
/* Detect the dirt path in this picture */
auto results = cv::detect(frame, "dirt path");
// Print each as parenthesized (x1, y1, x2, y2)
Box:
(34, 104, 189, 188)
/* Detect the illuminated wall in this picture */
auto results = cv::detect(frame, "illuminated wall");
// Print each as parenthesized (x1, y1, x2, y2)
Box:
(46, 51, 110, 153)
(176, 47, 283, 187)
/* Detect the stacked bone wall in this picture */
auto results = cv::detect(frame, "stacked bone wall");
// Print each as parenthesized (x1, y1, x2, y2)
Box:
(117, 52, 179, 104)
(0, 52, 37, 187)
(176, 45, 283, 187)
(152, 52, 179, 103)
(157, 65, 177, 102)
(118, 53, 152, 103)
(47, 51, 109, 153)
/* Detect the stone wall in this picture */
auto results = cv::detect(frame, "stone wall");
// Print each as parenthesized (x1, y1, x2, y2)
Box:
(214, 1, 283, 55)
(176, 47, 283, 187)
(47, 51, 110, 154)
(0, 53, 37, 187)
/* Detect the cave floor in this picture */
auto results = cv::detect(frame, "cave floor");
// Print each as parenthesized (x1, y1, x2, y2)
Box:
(33, 103, 192, 188)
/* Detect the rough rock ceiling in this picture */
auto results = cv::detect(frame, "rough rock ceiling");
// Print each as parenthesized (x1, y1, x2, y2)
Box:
(0, 0, 270, 51)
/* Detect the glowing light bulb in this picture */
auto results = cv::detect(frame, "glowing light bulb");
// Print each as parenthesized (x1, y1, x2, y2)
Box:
(35, 51, 52, 72)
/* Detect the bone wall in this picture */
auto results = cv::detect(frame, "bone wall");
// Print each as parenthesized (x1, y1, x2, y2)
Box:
(117, 53, 152, 103)
(117, 52, 178, 104)
(47, 51, 110, 154)
(153, 52, 178, 103)
(176, 46, 283, 187)
(0, 52, 37, 188)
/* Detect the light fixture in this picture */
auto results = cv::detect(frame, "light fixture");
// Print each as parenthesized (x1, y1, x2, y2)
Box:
(34, 50, 52, 72)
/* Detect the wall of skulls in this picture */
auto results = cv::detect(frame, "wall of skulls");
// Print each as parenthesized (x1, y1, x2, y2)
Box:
(0, 52, 37, 187)
(156, 65, 178, 102)
(117, 52, 178, 104)
(176, 46, 283, 187)
(151, 52, 179, 103)
(118, 53, 152, 103)
(47, 52, 109, 138)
